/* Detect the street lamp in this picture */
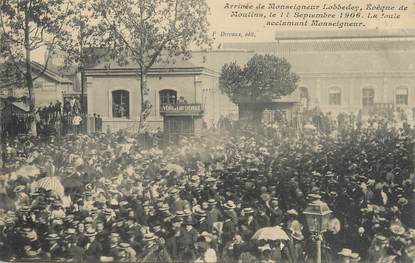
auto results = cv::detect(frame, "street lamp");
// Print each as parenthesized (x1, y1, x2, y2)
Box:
(303, 196, 332, 263)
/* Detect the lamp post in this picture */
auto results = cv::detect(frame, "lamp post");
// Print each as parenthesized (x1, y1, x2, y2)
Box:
(303, 196, 332, 263)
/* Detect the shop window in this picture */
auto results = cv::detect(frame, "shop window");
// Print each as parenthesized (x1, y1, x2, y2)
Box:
(362, 88, 375, 106)
(329, 87, 341, 105)
(300, 87, 309, 108)
(112, 90, 129, 118)
(396, 87, 408, 105)
(159, 89, 177, 105)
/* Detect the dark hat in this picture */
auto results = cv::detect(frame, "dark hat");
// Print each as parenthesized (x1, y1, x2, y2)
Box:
(65, 235, 77, 243)
(184, 218, 194, 225)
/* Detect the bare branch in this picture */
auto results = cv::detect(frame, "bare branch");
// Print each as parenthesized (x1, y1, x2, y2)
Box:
(32, 2, 72, 81)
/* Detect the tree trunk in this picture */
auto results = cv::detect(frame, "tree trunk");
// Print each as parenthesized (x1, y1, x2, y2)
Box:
(24, 4, 37, 137)
(138, 68, 146, 130)
(239, 103, 264, 124)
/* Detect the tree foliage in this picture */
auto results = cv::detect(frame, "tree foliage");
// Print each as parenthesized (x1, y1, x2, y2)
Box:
(0, 0, 76, 86)
(220, 54, 300, 105)
(87, 0, 212, 127)
(0, 0, 78, 135)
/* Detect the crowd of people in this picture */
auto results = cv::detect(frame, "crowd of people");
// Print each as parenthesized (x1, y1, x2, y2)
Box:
(0, 113, 414, 263)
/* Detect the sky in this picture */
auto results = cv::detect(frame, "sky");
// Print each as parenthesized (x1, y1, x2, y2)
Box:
(207, 0, 415, 44)
(33, 0, 415, 62)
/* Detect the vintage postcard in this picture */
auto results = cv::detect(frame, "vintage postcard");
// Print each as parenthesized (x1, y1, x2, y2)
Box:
(0, 0, 414, 262)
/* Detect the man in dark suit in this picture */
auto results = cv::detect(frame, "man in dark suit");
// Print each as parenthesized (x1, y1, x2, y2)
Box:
(83, 229, 103, 262)
(222, 210, 237, 246)
(178, 218, 199, 261)
(138, 232, 172, 262)
(64, 235, 85, 262)
(44, 233, 65, 260)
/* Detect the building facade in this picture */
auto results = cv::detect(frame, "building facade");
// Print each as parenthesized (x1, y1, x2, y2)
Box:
(0, 62, 73, 107)
(220, 30, 415, 119)
(82, 30, 415, 134)
(85, 60, 237, 134)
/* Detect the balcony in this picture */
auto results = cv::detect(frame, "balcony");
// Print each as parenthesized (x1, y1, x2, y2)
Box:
(159, 103, 204, 117)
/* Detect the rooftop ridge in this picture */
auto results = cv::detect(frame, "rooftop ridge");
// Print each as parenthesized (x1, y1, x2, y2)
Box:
(274, 29, 415, 40)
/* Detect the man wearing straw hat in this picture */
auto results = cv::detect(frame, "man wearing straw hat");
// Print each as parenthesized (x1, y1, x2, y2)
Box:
(83, 228, 103, 262)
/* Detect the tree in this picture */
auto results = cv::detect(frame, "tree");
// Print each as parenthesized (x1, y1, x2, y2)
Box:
(88, 0, 212, 128)
(220, 54, 300, 122)
(0, 0, 76, 136)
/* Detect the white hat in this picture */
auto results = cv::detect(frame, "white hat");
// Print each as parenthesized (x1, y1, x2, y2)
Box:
(338, 248, 353, 257)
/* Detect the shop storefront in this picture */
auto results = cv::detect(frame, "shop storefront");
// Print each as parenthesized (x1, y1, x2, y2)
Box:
(160, 103, 204, 143)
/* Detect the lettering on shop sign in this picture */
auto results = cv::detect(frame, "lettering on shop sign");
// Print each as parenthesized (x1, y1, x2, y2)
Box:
(160, 104, 202, 112)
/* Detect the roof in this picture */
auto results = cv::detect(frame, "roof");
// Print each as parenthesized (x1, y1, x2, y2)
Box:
(223, 38, 415, 53)
(31, 61, 73, 84)
(86, 55, 219, 76)
(87, 56, 202, 70)
(219, 38, 415, 74)
(0, 61, 73, 87)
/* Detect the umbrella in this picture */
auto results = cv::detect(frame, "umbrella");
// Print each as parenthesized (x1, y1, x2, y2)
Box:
(165, 164, 185, 175)
(31, 176, 65, 198)
(9, 165, 40, 180)
(252, 226, 289, 241)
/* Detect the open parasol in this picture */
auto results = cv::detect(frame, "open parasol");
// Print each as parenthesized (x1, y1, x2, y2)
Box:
(31, 176, 65, 198)
(9, 165, 40, 180)
(252, 226, 289, 241)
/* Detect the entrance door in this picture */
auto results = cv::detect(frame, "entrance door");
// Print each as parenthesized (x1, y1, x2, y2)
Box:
(164, 116, 194, 143)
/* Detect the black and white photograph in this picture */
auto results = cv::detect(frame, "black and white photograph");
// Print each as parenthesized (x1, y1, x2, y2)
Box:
(1, 0, 415, 262)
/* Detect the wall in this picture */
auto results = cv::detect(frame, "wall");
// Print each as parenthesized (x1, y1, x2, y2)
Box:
(6, 76, 70, 107)
(87, 75, 141, 132)
(86, 71, 236, 132)
(300, 73, 415, 116)
(146, 74, 199, 128)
